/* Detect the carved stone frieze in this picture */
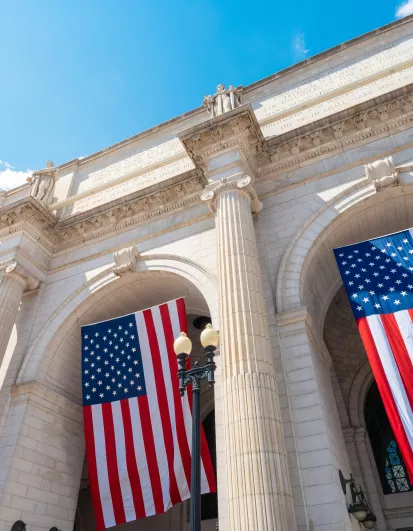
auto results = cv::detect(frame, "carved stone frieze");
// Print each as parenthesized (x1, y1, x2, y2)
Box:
(113, 247, 139, 276)
(179, 105, 270, 176)
(262, 85, 413, 178)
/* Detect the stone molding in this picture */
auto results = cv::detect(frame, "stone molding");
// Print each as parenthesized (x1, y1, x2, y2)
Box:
(384, 507, 413, 520)
(178, 105, 270, 176)
(200, 175, 262, 214)
(0, 258, 40, 291)
(113, 246, 140, 276)
(0, 172, 205, 253)
(262, 84, 413, 178)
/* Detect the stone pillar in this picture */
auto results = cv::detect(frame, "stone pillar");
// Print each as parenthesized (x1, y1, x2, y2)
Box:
(202, 176, 296, 531)
(179, 105, 296, 531)
(0, 260, 39, 365)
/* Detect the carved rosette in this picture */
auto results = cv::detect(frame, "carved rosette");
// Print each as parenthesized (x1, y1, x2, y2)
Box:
(113, 247, 140, 276)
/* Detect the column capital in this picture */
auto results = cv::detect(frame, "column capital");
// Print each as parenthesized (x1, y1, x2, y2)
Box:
(200, 174, 262, 214)
(0, 259, 40, 291)
(178, 104, 270, 177)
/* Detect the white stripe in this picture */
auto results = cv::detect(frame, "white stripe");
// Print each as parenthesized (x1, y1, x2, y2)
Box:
(128, 397, 155, 516)
(111, 401, 136, 521)
(91, 404, 116, 528)
(167, 300, 210, 494)
(394, 310, 413, 367)
(152, 306, 190, 500)
(367, 315, 413, 450)
(135, 311, 171, 511)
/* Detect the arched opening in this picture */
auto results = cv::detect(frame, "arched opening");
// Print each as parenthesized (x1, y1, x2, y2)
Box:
(365, 381, 413, 495)
(35, 268, 219, 531)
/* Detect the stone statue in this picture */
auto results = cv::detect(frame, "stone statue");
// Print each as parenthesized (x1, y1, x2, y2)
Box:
(27, 160, 58, 205)
(364, 156, 398, 191)
(203, 84, 243, 117)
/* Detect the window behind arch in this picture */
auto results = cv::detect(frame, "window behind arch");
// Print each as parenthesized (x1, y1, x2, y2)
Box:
(365, 381, 413, 494)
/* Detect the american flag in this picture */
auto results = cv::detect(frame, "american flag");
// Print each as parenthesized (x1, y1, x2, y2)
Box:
(81, 298, 216, 530)
(334, 229, 413, 481)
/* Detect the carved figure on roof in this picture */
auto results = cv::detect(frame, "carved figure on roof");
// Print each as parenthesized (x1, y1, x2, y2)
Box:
(27, 160, 58, 205)
(203, 84, 243, 118)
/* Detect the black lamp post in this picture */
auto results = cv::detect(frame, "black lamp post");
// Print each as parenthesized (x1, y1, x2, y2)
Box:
(339, 470, 377, 528)
(173, 324, 219, 531)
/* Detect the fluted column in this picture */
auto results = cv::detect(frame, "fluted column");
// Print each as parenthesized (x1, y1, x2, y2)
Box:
(0, 260, 39, 364)
(202, 176, 296, 531)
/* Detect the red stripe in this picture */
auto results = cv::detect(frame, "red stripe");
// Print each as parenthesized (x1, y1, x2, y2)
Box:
(160, 303, 192, 488)
(176, 298, 188, 333)
(120, 399, 145, 519)
(143, 309, 181, 505)
(83, 406, 105, 531)
(138, 395, 164, 514)
(101, 402, 126, 525)
(200, 426, 217, 492)
(174, 299, 216, 492)
(358, 317, 413, 481)
(380, 314, 413, 412)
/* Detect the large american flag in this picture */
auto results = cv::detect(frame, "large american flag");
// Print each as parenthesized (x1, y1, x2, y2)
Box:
(81, 298, 216, 530)
(334, 229, 413, 481)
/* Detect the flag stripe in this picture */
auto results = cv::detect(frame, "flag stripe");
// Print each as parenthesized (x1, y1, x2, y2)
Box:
(101, 402, 126, 525)
(359, 316, 413, 477)
(155, 304, 191, 499)
(83, 406, 105, 531)
(91, 404, 116, 528)
(143, 308, 182, 507)
(396, 310, 413, 367)
(170, 300, 216, 493)
(135, 311, 171, 511)
(128, 396, 157, 515)
(120, 399, 146, 519)
(380, 313, 413, 411)
(111, 400, 136, 522)
(137, 395, 164, 514)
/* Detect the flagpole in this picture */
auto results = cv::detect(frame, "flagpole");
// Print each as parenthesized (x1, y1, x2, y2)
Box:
(174, 324, 219, 531)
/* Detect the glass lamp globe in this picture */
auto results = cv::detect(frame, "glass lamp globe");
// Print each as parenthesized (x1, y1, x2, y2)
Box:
(200, 323, 219, 348)
(173, 332, 192, 356)
(349, 502, 368, 522)
(362, 513, 377, 529)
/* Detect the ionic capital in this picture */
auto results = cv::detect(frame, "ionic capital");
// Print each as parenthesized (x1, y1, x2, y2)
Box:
(0, 259, 40, 291)
(113, 246, 140, 276)
(200, 175, 262, 214)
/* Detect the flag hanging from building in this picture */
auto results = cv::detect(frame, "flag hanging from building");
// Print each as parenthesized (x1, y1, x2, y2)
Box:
(334, 230, 413, 482)
(81, 298, 216, 530)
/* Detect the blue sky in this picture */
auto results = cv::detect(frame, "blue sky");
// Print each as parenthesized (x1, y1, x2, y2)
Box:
(1, 0, 412, 189)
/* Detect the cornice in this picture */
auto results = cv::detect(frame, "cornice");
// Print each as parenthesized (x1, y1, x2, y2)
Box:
(178, 105, 270, 176)
(260, 84, 413, 179)
(0, 172, 206, 254)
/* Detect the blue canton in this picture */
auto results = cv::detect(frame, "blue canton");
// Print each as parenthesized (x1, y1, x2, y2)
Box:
(334, 230, 413, 319)
(81, 313, 147, 406)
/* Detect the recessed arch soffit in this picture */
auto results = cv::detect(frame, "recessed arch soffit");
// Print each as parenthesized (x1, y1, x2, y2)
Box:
(277, 182, 413, 334)
(17, 254, 218, 404)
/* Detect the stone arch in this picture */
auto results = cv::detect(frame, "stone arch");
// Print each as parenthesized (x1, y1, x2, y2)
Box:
(18, 253, 218, 404)
(277, 180, 413, 333)
(348, 360, 374, 429)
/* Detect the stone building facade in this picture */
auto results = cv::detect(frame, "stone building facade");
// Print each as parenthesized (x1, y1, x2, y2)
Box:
(1, 15, 413, 531)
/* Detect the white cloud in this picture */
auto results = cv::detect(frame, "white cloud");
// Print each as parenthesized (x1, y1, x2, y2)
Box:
(396, 0, 413, 17)
(293, 32, 309, 61)
(0, 161, 32, 191)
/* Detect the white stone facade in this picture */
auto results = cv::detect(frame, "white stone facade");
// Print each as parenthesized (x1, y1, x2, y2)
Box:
(2, 15, 413, 531)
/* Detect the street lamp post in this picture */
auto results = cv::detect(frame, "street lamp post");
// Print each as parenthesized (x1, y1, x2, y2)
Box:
(173, 324, 219, 531)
